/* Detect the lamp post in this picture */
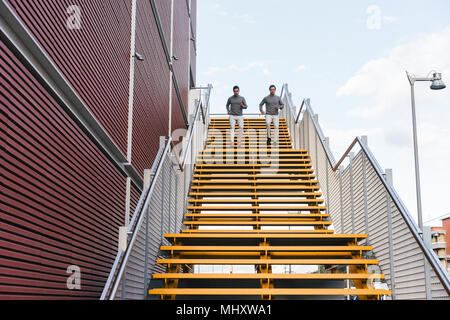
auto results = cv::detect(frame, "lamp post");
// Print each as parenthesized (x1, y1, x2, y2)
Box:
(406, 71, 446, 236)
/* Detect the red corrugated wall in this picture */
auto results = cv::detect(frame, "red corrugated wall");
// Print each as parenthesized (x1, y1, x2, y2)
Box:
(0, 0, 195, 299)
(190, 0, 197, 82)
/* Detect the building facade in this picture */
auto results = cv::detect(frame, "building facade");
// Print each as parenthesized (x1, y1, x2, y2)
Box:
(430, 216, 450, 273)
(1, 0, 197, 299)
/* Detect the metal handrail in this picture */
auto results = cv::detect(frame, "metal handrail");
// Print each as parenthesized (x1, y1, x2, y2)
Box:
(100, 84, 213, 300)
(179, 84, 212, 167)
(281, 83, 450, 295)
(100, 137, 172, 300)
(210, 113, 264, 116)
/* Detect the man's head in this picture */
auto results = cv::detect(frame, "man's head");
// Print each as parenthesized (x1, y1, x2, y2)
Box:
(233, 85, 240, 96)
(269, 84, 276, 95)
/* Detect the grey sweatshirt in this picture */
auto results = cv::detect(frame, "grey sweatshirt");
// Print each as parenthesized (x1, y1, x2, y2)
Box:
(226, 95, 248, 116)
(259, 94, 284, 115)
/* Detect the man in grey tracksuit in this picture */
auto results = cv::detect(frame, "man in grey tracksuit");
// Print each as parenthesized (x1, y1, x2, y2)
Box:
(259, 84, 284, 145)
(226, 85, 247, 146)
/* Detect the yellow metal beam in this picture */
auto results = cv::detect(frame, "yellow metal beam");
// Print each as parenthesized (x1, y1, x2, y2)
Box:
(152, 273, 383, 280)
(156, 258, 378, 265)
(148, 288, 391, 296)
(160, 245, 373, 252)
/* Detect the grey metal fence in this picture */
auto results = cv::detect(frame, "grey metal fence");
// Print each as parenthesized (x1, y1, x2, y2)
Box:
(100, 84, 212, 300)
(280, 83, 450, 299)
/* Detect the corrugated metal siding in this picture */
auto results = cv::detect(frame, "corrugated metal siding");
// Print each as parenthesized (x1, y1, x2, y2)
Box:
(173, 0, 190, 110)
(1, 0, 195, 300)
(1, 41, 131, 299)
(6, 0, 190, 177)
(190, 0, 197, 83)
(6, 0, 131, 155)
(131, 0, 171, 176)
(115, 156, 186, 299)
(298, 107, 449, 299)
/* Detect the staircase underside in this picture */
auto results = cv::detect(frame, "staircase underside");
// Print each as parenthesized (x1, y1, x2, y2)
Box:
(148, 118, 391, 300)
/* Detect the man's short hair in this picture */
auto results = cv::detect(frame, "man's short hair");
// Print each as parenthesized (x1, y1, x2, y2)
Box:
(269, 84, 276, 90)
(233, 85, 240, 91)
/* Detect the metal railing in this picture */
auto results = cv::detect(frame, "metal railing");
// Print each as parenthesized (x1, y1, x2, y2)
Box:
(280, 83, 450, 299)
(100, 84, 212, 300)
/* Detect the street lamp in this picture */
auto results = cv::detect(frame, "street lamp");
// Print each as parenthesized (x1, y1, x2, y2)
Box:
(406, 70, 446, 236)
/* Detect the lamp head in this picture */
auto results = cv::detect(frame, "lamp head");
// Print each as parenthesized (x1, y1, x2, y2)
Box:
(430, 72, 446, 90)
(134, 52, 144, 61)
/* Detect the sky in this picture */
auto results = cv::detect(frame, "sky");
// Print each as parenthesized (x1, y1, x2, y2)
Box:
(196, 0, 450, 228)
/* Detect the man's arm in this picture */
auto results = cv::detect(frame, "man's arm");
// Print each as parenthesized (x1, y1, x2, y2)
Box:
(241, 97, 248, 109)
(259, 97, 266, 113)
(226, 97, 231, 113)
(278, 96, 284, 109)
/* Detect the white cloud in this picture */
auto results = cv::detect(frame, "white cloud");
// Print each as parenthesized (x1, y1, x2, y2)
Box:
(295, 65, 306, 72)
(337, 26, 450, 120)
(366, 5, 398, 30)
(335, 26, 450, 224)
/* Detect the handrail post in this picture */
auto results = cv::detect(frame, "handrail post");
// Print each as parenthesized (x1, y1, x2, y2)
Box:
(313, 114, 319, 183)
(339, 165, 344, 234)
(292, 104, 297, 148)
(160, 142, 167, 245)
(361, 136, 370, 246)
(324, 137, 330, 215)
(168, 163, 173, 234)
(384, 169, 396, 299)
(306, 110, 310, 151)
(302, 113, 306, 150)
(349, 152, 355, 234)
(142, 168, 152, 299)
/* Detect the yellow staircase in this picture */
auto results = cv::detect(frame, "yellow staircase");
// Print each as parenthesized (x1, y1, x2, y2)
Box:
(148, 118, 391, 300)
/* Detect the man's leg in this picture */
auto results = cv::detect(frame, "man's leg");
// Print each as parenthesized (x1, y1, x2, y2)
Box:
(265, 114, 272, 144)
(229, 115, 236, 146)
(273, 114, 280, 144)
(237, 116, 244, 145)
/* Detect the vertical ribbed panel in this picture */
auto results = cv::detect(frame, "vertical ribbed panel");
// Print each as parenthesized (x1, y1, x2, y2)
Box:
(190, 0, 197, 82)
(172, 0, 189, 110)
(115, 156, 186, 300)
(6, 0, 131, 154)
(1, 41, 131, 299)
(294, 102, 450, 300)
(1, 0, 195, 299)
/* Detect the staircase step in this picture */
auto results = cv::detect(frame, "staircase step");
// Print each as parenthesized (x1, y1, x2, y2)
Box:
(183, 221, 331, 227)
(160, 245, 372, 252)
(186, 205, 327, 211)
(152, 273, 381, 280)
(193, 174, 316, 179)
(148, 288, 390, 297)
(190, 180, 318, 185)
(189, 192, 322, 197)
(190, 186, 321, 191)
(180, 229, 335, 234)
(156, 258, 379, 265)
(193, 169, 315, 173)
(164, 233, 366, 246)
(188, 199, 324, 204)
(185, 213, 328, 219)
